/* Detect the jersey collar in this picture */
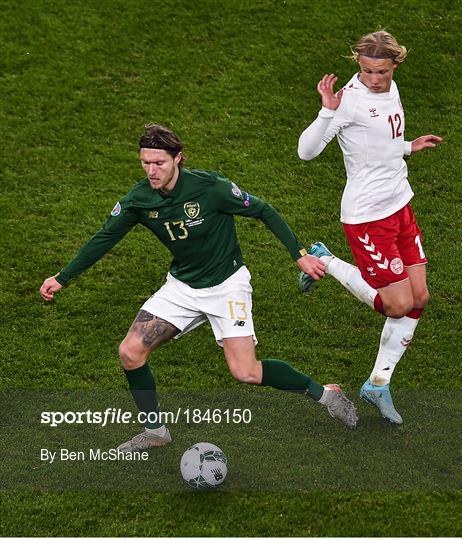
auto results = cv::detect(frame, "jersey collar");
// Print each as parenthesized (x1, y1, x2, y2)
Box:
(158, 168, 185, 198)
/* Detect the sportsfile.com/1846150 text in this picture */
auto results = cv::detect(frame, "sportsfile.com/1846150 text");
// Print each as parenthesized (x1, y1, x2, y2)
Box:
(40, 408, 252, 428)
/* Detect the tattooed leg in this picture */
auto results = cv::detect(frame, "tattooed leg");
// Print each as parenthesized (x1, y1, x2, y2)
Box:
(129, 309, 180, 351)
(118, 310, 180, 430)
(119, 310, 180, 369)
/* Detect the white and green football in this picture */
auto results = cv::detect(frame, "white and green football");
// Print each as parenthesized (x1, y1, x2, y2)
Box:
(180, 442, 228, 489)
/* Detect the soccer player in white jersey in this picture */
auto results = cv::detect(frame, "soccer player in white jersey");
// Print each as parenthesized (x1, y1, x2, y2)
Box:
(297, 31, 442, 424)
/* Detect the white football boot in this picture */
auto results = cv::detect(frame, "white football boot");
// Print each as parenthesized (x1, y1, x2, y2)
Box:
(117, 428, 172, 453)
(320, 384, 358, 429)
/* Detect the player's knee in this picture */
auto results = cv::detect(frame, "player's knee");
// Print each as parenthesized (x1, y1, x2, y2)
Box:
(228, 363, 260, 385)
(118, 340, 147, 370)
(384, 298, 414, 318)
(413, 289, 430, 309)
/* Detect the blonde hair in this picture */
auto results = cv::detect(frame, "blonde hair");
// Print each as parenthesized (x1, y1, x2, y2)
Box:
(351, 31, 407, 64)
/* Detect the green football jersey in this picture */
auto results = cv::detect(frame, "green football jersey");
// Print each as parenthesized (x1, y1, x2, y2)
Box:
(57, 169, 305, 289)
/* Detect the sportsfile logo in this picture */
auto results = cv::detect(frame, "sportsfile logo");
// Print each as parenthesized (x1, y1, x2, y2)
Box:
(41, 408, 140, 427)
(41, 407, 252, 427)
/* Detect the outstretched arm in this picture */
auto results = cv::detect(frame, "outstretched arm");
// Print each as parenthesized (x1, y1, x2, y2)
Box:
(39, 202, 139, 301)
(316, 73, 344, 110)
(411, 134, 443, 153)
(213, 179, 325, 281)
(298, 74, 347, 161)
(253, 203, 325, 280)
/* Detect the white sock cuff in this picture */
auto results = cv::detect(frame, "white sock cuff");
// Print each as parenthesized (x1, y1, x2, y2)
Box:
(318, 386, 332, 405)
(384, 315, 420, 337)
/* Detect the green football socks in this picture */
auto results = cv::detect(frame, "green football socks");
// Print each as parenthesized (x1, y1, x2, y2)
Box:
(123, 363, 163, 429)
(261, 358, 324, 401)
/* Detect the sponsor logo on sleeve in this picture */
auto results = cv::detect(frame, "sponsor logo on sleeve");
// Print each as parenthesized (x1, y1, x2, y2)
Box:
(111, 202, 121, 216)
(243, 192, 250, 207)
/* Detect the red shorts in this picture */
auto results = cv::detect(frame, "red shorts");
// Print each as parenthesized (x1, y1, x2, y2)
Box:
(343, 204, 427, 289)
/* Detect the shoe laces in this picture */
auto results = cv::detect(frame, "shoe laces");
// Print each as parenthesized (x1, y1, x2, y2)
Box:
(325, 385, 358, 424)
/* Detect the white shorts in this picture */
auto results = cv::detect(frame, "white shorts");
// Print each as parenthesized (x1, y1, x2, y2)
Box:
(141, 266, 257, 347)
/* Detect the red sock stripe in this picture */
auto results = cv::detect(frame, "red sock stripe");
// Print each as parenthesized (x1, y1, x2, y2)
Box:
(374, 294, 384, 315)
(407, 308, 424, 319)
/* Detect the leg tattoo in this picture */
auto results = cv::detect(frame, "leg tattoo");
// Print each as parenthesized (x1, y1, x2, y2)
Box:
(130, 310, 180, 350)
(134, 309, 156, 324)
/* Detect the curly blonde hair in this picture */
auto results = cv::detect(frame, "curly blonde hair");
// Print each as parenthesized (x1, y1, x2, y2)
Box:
(351, 31, 407, 64)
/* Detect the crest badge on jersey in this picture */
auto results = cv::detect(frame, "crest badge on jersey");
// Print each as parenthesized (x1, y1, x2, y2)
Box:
(231, 182, 243, 199)
(149, 210, 159, 219)
(184, 202, 200, 219)
(390, 257, 404, 275)
(111, 202, 121, 216)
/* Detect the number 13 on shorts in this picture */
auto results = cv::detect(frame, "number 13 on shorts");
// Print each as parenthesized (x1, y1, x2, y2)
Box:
(228, 300, 248, 320)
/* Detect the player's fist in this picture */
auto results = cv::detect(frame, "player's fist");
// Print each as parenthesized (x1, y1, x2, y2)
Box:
(411, 134, 443, 153)
(317, 73, 344, 111)
(39, 275, 63, 301)
(296, 254, 326, 281)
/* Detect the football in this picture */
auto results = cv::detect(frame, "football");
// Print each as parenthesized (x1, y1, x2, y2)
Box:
(180, 442, 228, 489)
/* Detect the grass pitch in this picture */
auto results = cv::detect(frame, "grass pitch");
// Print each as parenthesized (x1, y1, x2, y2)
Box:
(1, 0, 461, 536)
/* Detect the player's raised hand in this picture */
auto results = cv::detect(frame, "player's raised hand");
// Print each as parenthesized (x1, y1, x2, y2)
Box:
(411, 134, 443, 153)
(296, 254, 326, 281)
(317, 73, 344, 111)
(39, 275, 63, 301)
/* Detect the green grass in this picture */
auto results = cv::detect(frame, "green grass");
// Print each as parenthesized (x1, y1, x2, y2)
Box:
(1, 389, 461, 492)
(1, 0, 461, 536)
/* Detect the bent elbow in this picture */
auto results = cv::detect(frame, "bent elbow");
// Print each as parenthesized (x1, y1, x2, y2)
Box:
(297, 146, 317, 161)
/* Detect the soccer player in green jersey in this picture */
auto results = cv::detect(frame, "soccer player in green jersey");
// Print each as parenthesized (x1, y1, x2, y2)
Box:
(40, 124, 358, 451)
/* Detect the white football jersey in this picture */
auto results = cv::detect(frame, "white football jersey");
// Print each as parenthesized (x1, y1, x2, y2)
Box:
(298, 74, 414, 224)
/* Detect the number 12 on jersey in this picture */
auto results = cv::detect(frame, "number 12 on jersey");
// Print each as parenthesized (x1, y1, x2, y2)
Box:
(388, 113, 403, 139)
